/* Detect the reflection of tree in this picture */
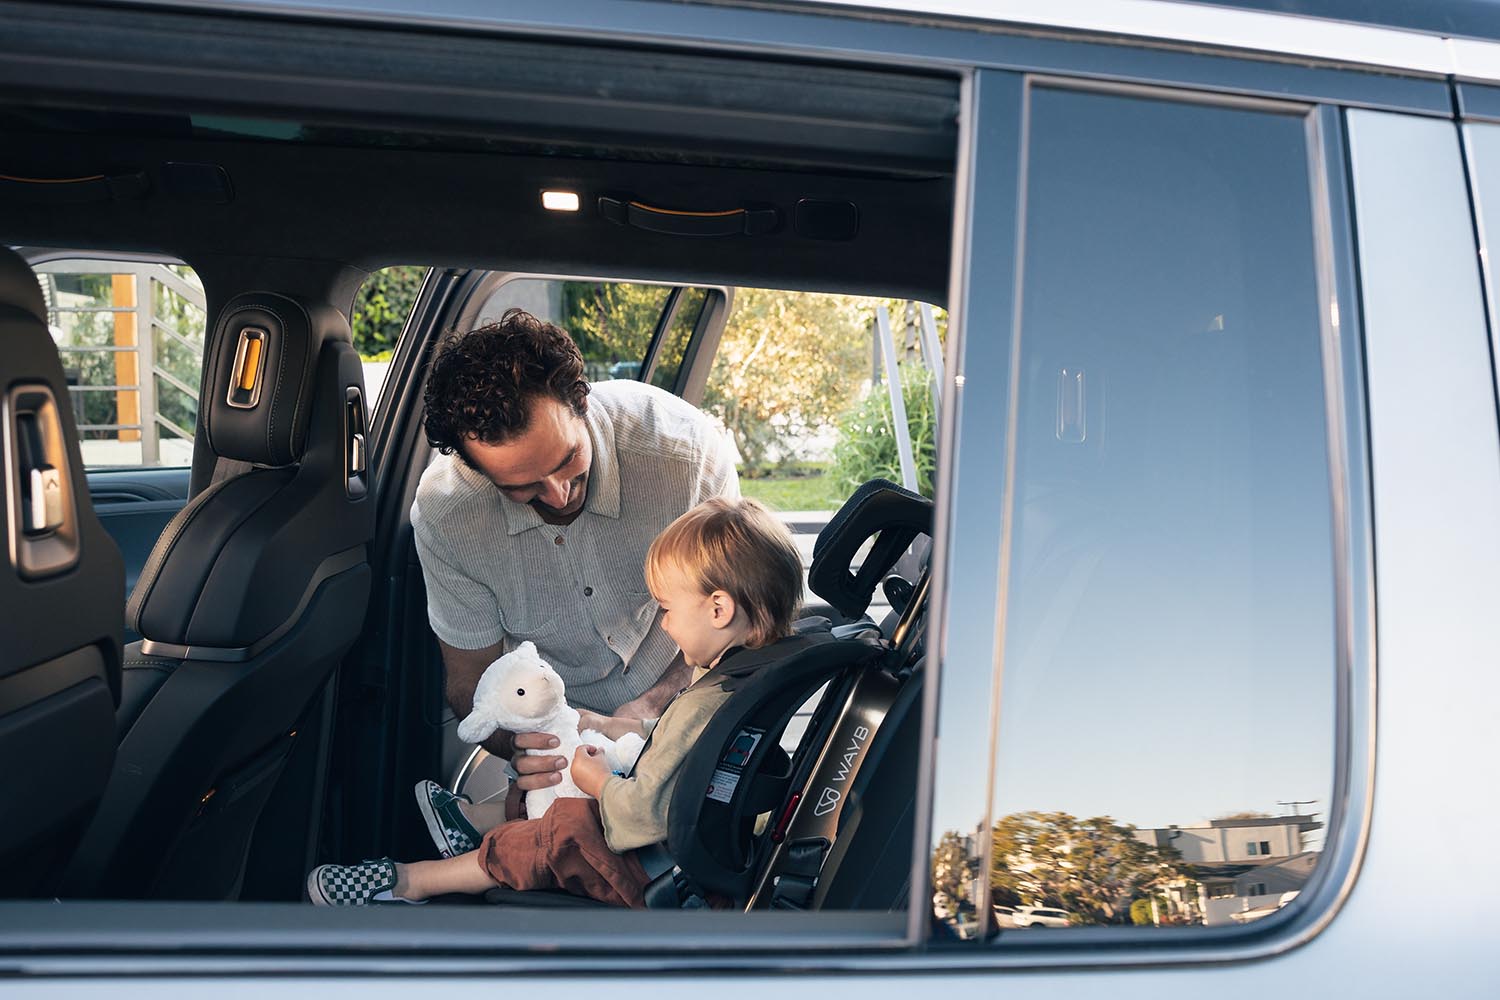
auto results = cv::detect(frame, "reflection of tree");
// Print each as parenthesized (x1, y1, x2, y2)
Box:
(990, 811, 1189, 925)
(931, 829, 978, 920)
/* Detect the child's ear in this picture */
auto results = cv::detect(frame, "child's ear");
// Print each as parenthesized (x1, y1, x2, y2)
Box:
(709, 589, 737, 629)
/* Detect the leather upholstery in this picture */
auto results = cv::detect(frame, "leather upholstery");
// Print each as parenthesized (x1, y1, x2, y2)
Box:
(65, 289, 374, 899)
(0, 247, 122, 891)
(0, 246, 47, 323)
(126, 294, 371, 649)
(202, 293, 345, 467)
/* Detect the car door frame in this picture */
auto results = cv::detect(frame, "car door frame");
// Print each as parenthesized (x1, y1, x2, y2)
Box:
(332, 267, 734, 864)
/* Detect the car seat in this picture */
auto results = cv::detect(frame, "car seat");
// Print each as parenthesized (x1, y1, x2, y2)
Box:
(479, 478, 931, 911)
(0, 248, 125, 895)
(59, 291, 374, 899)
(659, 479, 932, 910)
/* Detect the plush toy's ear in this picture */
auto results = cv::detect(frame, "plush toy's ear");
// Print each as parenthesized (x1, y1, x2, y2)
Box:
(457, 709, 497, 745)
(518, 641, 537, 658)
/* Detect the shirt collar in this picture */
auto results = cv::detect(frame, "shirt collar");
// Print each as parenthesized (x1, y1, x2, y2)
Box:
(580, 391, 621, 520)
(494, 389, 620, 536)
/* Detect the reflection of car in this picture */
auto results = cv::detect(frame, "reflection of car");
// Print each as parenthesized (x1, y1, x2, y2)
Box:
(951, 912, 982, 940)
(991, 904, 1018, 928)
(1013, 906, 1073, 928)
(608, 360, 642, 380)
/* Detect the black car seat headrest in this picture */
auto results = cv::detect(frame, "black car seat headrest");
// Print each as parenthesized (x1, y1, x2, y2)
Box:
(203, 292, 351, 467)
(808, 479, 933, 620)
(0, 248, 47, 323)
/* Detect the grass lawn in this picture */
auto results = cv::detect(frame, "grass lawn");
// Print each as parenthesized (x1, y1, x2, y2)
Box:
(739, 471, 845, 512)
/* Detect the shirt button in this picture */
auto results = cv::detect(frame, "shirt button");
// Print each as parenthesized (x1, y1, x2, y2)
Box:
(554, 536, 564, 546)
(584, 586, 593, 596)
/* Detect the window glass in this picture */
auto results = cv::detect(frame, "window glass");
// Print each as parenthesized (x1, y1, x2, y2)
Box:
(351, 264, 427, 409)
(37, 260, 205, 467)
(973, 88, 1335, 933)
(648, 287, 708, 391)
(477, 279, 694, 383)
(705, 290, 946, 516)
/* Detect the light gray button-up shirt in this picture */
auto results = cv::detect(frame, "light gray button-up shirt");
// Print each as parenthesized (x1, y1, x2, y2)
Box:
(411, 380, 739, 711)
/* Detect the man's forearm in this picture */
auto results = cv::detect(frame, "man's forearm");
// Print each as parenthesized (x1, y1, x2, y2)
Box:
(615, 653, 692, 719)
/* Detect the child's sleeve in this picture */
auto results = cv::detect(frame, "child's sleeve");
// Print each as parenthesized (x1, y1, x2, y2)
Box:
(597, 689, 722, 853)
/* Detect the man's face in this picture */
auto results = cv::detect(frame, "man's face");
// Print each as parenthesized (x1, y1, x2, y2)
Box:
(464, 396, 593, 518)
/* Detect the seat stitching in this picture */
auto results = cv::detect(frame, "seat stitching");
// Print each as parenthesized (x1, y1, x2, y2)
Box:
(125, 475, 238, 632)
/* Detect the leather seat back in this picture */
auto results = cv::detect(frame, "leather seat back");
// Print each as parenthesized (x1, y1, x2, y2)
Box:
(63, 291, 373, 899)
(0, 248, 124, 893)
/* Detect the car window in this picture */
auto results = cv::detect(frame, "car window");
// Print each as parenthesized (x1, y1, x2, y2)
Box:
(705, 290, 945, 516)
(351, 265, 428, 413)
(34, 259, 205, 468)
(957, 86, 1337, 935)
(476, 278, 703, 386)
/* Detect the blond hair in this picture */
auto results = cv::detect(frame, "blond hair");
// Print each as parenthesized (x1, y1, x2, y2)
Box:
(645, 497, 803, 649)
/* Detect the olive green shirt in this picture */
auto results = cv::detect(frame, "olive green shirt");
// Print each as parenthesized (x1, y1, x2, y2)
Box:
(598, 664, 733, 853)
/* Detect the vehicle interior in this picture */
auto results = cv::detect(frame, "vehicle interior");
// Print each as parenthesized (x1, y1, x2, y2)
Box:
(0, 3, 957, 920)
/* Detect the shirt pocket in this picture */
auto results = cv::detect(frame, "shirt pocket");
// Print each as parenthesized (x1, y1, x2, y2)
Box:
(500, 611, 562, 648)
(611, 592, 661, 664)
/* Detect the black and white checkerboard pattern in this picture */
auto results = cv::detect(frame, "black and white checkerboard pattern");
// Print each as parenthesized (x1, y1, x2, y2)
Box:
(417, 780, 479, 857)
(308, 859, 398, 905)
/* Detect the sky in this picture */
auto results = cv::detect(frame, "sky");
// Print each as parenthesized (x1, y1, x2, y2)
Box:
(930, 87, 1336, 842)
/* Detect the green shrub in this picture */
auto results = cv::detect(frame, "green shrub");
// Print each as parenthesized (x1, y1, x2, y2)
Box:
(830, 363, 937, 497)
(352, 265, 428, 359)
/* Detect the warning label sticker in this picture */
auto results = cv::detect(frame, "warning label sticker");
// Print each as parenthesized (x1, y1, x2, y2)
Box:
(706, 767, 740, 803)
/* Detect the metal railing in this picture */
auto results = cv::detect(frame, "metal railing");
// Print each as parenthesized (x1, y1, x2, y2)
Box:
(37, 261, 205, 466)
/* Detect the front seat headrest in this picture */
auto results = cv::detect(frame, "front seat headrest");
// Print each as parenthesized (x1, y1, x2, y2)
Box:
(203, 292, 351, 466)
(0, 247, 47, 323)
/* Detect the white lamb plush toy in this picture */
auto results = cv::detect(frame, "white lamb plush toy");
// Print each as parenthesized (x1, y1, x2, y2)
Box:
(456, 641, 646, 819)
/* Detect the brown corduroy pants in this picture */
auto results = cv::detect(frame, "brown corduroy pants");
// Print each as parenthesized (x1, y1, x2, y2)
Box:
(476, 797, 651, 909)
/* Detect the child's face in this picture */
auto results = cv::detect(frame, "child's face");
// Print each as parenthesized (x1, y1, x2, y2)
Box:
(649, 561, 731, 668)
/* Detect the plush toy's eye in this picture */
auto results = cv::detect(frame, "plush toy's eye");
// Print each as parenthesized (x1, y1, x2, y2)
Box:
(516, 688, 526, 697)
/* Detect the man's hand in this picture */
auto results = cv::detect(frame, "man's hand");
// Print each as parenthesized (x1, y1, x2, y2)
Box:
(512, 732, 568, 789)
(499, 731, 569, 820)
(571, 744, 610, 799)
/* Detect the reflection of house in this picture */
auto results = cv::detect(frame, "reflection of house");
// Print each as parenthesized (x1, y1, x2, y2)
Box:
(1135, 815, 1323, 926)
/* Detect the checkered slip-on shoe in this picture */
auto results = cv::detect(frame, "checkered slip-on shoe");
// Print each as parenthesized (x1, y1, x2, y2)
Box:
(306, 858, 424, 906)
(415, 779, 482, 858)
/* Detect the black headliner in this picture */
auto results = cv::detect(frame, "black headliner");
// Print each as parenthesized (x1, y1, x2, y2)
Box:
(0, 1, 958, 303)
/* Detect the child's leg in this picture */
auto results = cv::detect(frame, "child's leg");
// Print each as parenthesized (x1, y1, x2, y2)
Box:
(395, 849, 498, 901)
(460, 798, 510, 830)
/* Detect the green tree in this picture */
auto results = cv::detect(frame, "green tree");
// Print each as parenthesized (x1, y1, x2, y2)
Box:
(702, 288, 868, 474)
(991, 810, 1187, 926)
(351, 265, 428, 359)
(559, 282, 672, 371)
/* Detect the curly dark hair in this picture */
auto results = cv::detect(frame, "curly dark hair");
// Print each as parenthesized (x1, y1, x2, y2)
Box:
(423, 309, 590, 461)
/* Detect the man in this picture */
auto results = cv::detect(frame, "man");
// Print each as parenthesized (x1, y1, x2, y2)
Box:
(411, 308, 738, 806)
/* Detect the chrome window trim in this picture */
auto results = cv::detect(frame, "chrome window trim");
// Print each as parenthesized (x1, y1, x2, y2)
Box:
(67, 0, 1451, 117)
(814, 0, 1500, 82)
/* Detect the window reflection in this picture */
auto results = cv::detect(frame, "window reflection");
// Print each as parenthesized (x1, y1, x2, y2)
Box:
(942, 88, 1337, 937)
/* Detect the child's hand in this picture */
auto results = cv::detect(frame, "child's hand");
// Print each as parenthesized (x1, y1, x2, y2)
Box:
(577, 709, 609, 734)
(571, 744, 610, 798)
